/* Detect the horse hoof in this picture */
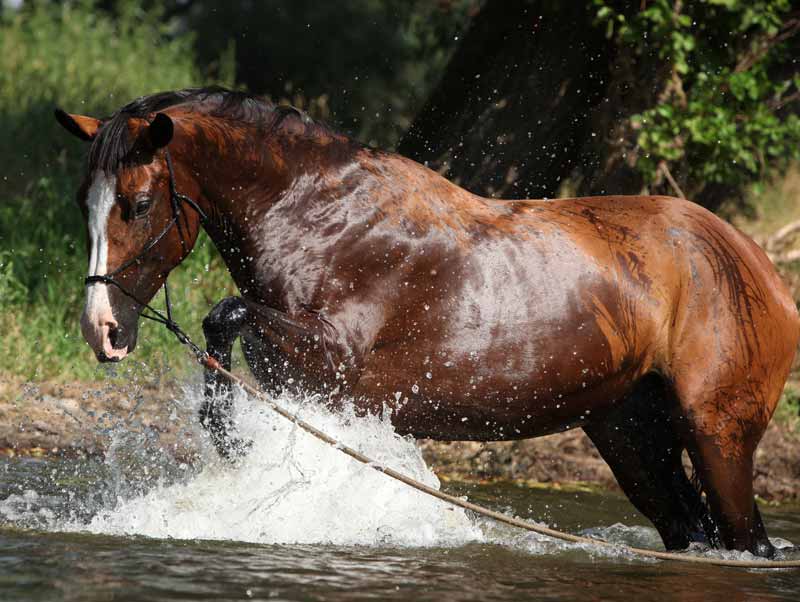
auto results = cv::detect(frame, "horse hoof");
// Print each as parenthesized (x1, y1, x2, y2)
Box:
(754, 540, 776, 559)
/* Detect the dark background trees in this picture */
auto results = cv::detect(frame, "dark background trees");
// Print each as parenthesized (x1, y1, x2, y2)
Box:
(7, 0, 799, 205)
(171, 0, 800, 209)
(397, 0, 614, 200)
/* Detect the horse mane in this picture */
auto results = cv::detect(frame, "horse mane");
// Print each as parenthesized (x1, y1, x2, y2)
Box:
(88, 86, 342, 173)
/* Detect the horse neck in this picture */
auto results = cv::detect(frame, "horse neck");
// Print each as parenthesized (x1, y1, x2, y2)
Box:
(182, 121, 367, 310)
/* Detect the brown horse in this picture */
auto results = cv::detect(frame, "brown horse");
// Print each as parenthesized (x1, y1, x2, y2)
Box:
(56, 87, 799, 557)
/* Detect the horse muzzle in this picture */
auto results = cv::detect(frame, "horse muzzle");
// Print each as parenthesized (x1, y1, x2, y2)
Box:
(80, 308, 137, 362)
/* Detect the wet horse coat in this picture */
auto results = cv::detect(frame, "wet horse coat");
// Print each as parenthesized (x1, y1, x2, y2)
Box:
(56, 88, 799, 556)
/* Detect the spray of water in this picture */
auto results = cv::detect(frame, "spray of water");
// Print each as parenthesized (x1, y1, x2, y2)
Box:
(60, 383, 483, 546)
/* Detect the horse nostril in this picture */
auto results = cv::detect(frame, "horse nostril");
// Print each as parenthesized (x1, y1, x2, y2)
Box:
(108, 324, 121, 349)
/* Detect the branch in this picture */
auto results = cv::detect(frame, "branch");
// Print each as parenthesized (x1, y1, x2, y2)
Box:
(657, 161, 686, 199)
(735, 12, 800, 74)
(766, 218, 800, 252)
(772, 248, 800, 264)
(768, 90, 800, 112)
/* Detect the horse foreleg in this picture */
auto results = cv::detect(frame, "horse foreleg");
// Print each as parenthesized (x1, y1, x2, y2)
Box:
(200, 296, 250, 459)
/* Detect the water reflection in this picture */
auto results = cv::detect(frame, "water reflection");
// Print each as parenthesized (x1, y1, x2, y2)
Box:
(3, 528, 800, 602)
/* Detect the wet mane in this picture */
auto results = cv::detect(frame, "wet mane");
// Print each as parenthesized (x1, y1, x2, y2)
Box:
(88, 86, 338, 173)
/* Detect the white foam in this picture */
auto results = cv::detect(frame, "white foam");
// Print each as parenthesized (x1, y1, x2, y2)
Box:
(73, 385, 483, 546)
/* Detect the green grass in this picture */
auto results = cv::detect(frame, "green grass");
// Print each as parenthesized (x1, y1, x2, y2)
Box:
(1, 1, 208, 197)
(0, 1, 236, 386)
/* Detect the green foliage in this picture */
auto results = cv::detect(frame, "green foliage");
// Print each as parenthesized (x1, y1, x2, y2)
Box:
(774, 383, 800, 433)
(593, 0, 800, 195)
(0, 251, 27, 306)
(784, 385, 800, 412)
(0, 0, 234, 381)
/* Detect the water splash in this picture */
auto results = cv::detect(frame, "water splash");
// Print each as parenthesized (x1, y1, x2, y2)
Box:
(67, 383, 482, 546)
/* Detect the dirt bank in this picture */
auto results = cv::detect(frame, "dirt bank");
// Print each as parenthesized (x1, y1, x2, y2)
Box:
(0, 378, 200, 461)
(419, 419, 800, 504)
(2, 377, 799, 503)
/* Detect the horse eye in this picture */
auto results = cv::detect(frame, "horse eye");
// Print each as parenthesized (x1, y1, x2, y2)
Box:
(134, 198, 152, 219)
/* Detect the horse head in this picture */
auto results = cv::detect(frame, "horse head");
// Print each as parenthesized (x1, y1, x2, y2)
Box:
(55, 108, 201, 362)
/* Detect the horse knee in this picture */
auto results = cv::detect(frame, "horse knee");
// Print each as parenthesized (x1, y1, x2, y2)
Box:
(203, 296, 248, 351)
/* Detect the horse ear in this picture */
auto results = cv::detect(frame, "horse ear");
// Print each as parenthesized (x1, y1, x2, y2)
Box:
(147, 113, 174, 149)
(54, 109, 100, 141)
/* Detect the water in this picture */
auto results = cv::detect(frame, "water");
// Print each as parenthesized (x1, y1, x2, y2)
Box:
(1, 384, 799, 601)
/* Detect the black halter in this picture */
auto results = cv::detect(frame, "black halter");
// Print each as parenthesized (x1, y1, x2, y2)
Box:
(84, 149, 209, 357)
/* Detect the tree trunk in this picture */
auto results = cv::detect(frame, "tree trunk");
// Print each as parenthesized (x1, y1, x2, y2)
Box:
(398, 0, 613, 199)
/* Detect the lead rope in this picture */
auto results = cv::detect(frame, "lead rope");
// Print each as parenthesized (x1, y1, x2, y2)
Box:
(90, 145, 800, 569)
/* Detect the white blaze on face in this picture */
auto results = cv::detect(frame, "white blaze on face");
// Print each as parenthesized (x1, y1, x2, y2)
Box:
(81, 172, 127, 360)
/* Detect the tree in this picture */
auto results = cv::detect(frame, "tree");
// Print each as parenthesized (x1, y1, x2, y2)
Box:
(399, 0, 800, 209)
(398, 0, 612, 199)
(180, 0, 475, 147)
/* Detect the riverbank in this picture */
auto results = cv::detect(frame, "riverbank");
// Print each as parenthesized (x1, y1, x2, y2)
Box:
(420, 418, 800, 504)
(2, 377, 799, 503)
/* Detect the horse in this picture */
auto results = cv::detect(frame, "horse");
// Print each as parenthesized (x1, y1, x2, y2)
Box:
(55, 87, 799, 558)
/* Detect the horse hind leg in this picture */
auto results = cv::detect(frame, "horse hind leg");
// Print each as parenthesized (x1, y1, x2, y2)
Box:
(583, 374, 711, 551)
(200, 296, 250, 459)
(671, 372, 775, 558)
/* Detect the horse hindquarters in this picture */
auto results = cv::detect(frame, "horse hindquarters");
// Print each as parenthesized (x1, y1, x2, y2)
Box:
(664, 258, 799, 556)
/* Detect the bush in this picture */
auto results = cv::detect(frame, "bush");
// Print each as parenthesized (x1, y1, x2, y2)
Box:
(594, 0, 800, 200)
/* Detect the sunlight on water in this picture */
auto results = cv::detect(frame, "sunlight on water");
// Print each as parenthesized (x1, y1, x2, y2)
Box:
(66, 383, 483, 546)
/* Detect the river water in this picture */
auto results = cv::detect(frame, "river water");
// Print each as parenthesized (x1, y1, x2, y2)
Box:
(1, 385, 798, 601)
